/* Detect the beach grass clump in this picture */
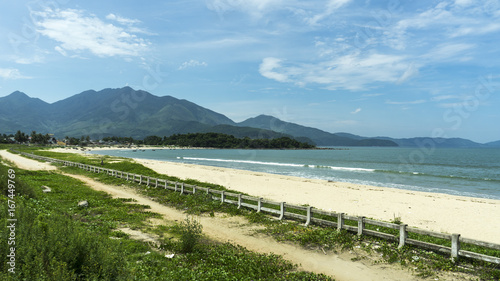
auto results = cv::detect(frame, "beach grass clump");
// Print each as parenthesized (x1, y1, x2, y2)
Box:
(177, 216, 203, 253)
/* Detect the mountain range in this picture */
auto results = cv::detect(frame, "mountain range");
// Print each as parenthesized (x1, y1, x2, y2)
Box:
(1, 87, 498, 148)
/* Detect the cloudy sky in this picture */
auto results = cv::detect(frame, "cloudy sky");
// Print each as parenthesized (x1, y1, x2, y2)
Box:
(1, 0, 499, 143)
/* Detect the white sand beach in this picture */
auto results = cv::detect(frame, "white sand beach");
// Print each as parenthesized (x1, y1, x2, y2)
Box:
(135, 158, 500, 244)
(51, 147, 500, 244)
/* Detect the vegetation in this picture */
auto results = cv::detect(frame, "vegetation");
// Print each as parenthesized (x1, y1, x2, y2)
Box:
(145, 132, 316, 149)
(26, 148, 500, 280)
(0, 152, 332, 280)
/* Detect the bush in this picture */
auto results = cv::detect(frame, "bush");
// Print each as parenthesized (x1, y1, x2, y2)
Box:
(179, 216, 203, 253)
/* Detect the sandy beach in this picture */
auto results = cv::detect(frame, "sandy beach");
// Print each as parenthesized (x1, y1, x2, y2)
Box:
(52, 147, 500, 244)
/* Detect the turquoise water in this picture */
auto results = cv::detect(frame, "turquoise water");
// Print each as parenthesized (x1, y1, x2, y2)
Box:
(90, 147, 500, 200)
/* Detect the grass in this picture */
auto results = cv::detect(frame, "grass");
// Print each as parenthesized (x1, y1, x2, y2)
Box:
(0, 159, 333, 280)
(8, 145, 500, 280)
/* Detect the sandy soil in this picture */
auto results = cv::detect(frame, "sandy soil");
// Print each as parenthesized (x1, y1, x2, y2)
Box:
(0, 149, 483, 280)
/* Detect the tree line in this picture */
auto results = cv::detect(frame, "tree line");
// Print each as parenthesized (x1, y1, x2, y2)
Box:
(1, 130, 315, 149)
(143, 133, 316, 149)
(0, 130, 56, 144)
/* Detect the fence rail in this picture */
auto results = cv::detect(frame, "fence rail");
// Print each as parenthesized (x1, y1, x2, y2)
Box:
(14, 150, 500, 265)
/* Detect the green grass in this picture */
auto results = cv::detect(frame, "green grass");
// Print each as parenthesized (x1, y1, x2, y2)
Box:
(0, 155, 333, 280)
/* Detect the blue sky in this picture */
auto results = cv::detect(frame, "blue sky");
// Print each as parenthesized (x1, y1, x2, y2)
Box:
(1, 0, 500, 143)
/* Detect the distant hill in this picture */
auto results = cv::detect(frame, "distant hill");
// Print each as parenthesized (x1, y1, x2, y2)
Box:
(238, 115, 397, 147)
(485, 140, 500, 147)
(0, 87, 496, 147)
(336, 133, 493, 148)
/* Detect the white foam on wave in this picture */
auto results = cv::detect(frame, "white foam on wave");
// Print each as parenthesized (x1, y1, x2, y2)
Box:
(181, 157, 374, 172)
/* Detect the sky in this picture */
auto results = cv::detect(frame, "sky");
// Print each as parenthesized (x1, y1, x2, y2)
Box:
(1, 0, 500, 143)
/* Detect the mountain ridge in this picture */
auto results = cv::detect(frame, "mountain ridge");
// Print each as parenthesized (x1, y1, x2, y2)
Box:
(1, 87, 498, 147)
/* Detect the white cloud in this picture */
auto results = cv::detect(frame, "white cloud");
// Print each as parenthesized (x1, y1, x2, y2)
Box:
(34, 8, 150, 57)
(207, 0, 284, 19)
(0, 68, 31, 80)
(106, 13, 141, 25)
(385, 99, 426, 105)
(431, 95, 459, 102)
(397, 63, 419, 84)
(178, 60, 208, 70)
(306, 0, 352, 26)
(259, 57, 289, 82)
(351, 108, 361, 114)
(259, 52, 413, 90)
(424, 43, 475, 61)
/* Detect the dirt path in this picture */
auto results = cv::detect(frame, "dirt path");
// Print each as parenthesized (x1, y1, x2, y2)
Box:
(1, 150, 467, 281)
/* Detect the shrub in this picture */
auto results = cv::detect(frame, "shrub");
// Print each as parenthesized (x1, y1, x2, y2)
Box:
(179, 216, 203, 253)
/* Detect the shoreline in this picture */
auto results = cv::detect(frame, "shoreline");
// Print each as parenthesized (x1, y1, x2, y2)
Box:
(51, 146, 500, 244)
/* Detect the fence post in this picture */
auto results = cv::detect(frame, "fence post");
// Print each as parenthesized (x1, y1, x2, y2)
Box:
(358, 216, 365, 236)
(451, 233, 461, 262)
(126, 173, 129, 181)
(180, 183, 184, 195)
(146, 177, 150, 186)
(175, 182, 178, 192)
(237, 194, 242, 209)
(221, 191, 225, 203)
(337, 213, 344, 231)
(398, 224, 408, 249)
(305, 206, 313, 226)
(155, 178, 158, 188)
(164, 181, 168, 189)
(193, 186, 196, 194)
(257, 198, 263, 213)
(279, 202, 286, 220)
(139, 175, 142, 184)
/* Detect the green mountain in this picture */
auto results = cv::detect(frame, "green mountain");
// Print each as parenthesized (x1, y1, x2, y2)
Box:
(1, 87, 496, 147)
(238, 115, 398, 147)
(0, 91, 51, 133)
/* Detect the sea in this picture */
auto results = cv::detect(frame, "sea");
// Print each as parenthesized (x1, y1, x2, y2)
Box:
(89, 147, 500, 200)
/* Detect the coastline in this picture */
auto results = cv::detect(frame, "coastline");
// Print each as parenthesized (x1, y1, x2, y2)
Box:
(51, 146, 500, 244)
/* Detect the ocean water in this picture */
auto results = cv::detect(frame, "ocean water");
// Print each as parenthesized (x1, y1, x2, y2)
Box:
(89, 147, 500, 200)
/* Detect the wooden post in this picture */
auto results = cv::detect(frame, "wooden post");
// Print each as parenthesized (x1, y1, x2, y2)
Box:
(155, 178, 158, 188)
(337, 213, 344, 231)
(164, 181, 168, 189)
(146, 177, 150, 186)
(221, 191, 225, 203)
(398, 224, 408, 249)
(451, 233, 461, 262)
(279, 202, 286, 220)
(257, 198, 263, 213)
(180, 183, 184, 195)
(358, 216, 365, 236)
(305, 206, 313, 226)
(126, 173, 129, 181)
(192, 186, 196, 194)
(238, 194, 242, 209)
(139, 175, 142, 184)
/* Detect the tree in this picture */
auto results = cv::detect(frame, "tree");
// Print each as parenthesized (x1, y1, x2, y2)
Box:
(14, 130, 29, 143)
